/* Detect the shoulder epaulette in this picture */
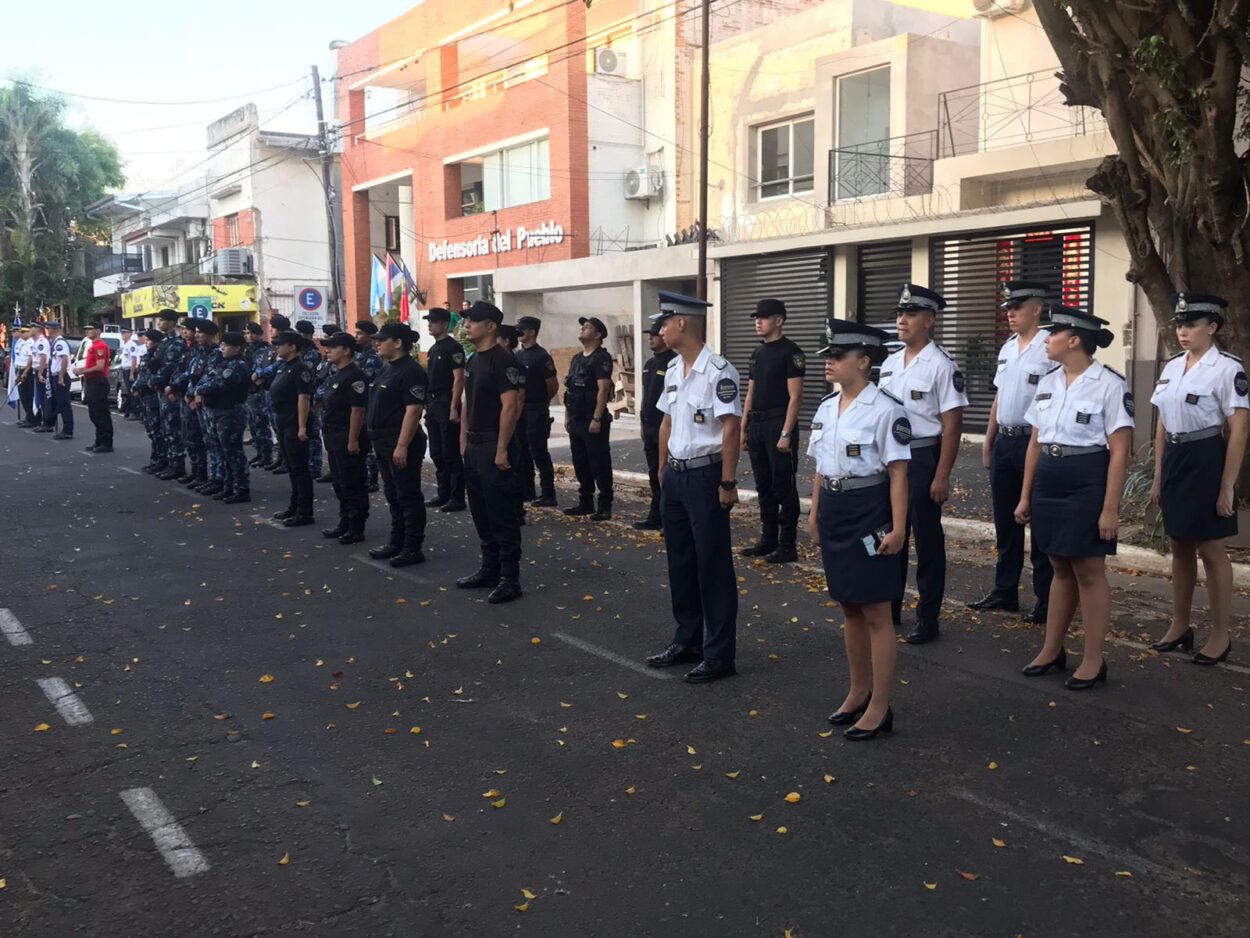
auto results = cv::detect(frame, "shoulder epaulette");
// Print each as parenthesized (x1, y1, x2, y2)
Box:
(936, 345, 956, 362)
(1219, 350, 1243, 364)
(710, 354, 728, 370)
(1103, 364, 1126, 381)
(1166, 350, 1184, 361)
(820, 390, 840, 403)
(879, 388, 904, 405)
(1046, 364, 1062, 375)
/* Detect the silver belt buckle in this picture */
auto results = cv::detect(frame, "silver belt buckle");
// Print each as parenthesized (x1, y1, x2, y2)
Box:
(829, 478, 844, 492)
(1046, 444, 1062, 457)
(1167, 432, 1181, 444)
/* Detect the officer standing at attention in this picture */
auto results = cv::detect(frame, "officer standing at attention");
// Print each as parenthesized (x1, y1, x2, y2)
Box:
(136, 329, 164, 472)
(644, 292, 743, 684)
(633, 321, 675, 530)
(970, 281, 1054, 624)
(263, 314, 292, 473)
(366, 322, 430, 567)
(808, 320, 910, 740)
(173, 321, 208, 489)
(13, 326, 35, 427)
(76, 321, 114, 454)
(423, 308, 467, 511)
(245, 322, 275, 468)
(27, 322, 50, 432)
(514, 315, 560, 507)
(314, 325, 341, 483)
(456, 301, 525, 604)
(43, 321, 74, 440)
(295, 320, 325, 480)
(1015, 306, 1133, 689)
(195, 321, 226, 495)
(320, 332, 371, 545)
(1149, 292, 1247, 666)
(740, 298, 806, 563)
(152, 309, 188, 480)
(354, 319, 384, 492)
(878, 284, 968, 644)
(563, 315, 615, 520)
(117, 327, 139, 420)
(194, 331, 252, 503)
(269, 330, 316, 526)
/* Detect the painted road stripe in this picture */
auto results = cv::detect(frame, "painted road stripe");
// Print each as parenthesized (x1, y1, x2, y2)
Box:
(351, 553, 429, 584)
(116, 466, 142, 475)
(249, 514, 288, 530)
(119, 787, 210, 879)
(0, 609, 33, 646)
(36, 677, 93, 726)
(553, 632, 676, 680)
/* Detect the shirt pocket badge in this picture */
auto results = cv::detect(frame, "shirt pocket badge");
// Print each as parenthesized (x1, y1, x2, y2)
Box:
(1072, 399, 1102, 425)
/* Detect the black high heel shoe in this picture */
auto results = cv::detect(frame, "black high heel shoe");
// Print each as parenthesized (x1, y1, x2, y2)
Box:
(1150, 628, 1194, 653)
(827, 693, 871, 726)
(1192, 640, 1231, 667)
(843, 707, 893, 741)
(1021, 649, 1067, 677)
(1064, 659, 1107, 690)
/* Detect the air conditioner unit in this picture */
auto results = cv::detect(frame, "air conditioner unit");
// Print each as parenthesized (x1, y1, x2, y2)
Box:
(624, 166, 655, 201)
(595, 47, 628, 78)
(213, 247, 254, 276)
(971, 0, 1029, 17)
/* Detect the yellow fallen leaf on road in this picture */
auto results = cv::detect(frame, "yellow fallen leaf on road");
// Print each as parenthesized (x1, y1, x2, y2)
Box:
(748, 709, 759, 717)
(110, 728, 123, 736)
(583, 595, 594, 601)
(514, 901, 530, 912)
(611, 739, 627, 749)
(987, 762, 999, 770)
(251, 761, 261, 769)
(687, 745, 697, 755)
(957, 870, 980, 881)
(371, 776, 383, 786)
(278, 852, 290, 866)
(1115, 870, 1133, 877)
(521, 888, 536, 900)
(690, 764, 703, 771)
(625, 786, 636, 795)
(776, 826, 788, 834)
(33, 723, 50, 732)
(823, 774, 835, 784)
(453, 687, 464, 695)
(0, 878, 5, 889)
(560, 701, 572, 708)
(1176, 727, 1192, 734)
(315, 659, 324, 667)
(635, 714, 648, 720)
(262, 712, 275, 720)
(617, 691, 628, 700)
(924, 882, 937, 891)
(491, 798, 507, 808)
(296, 800, 311, 808)
(258, 674, 274, 683)
(725, 771, 740, 780)
(213, 714, 229, 721)
(991, 838, 1006, 848)
(530, 637, 541, 645)
(549, 812, 563, 824)
(1062, 855, 1084, 865)
(749, 814, 763, 822)
(346, 701, 361, 710)
(482, 788, 501, 798)
(410, 726, 422, 734)
(442, 813, 455, 822)
(818, 730, 833, 739)
(784, 792, 801, 804)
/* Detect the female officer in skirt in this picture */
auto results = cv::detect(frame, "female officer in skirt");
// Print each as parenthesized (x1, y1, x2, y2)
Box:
(808, 320, 910, 740)
(1149, 293, 1248, 665)
(1015, 306, 1134, 689)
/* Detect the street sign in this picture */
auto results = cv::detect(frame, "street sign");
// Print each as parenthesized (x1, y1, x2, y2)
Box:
(187, 296, 213, 319)
(295, 285, 326, 317)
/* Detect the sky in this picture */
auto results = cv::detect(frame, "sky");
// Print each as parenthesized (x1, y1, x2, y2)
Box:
(1, 0, 409, 191)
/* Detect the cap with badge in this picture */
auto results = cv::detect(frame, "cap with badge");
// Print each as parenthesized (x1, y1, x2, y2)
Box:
(1042, 304, 1108, 332)
(423, 307, 452, 323)
(1000, 280, 1050, 309)
(1171, 291, 1227, 325)
(752, 298, 787, 319)
(578, 316, 608, 339)
(896, 283, 946, 313)
(817, 319, 891, 356)
(220, 331, 246, 347)
(322, 332, 357, 349)
(650, 290, 711, 322)
(86, 320, 104, 331)
(464, 300, 503, 325)
(354, 320, 378, 335)
(516, 315, 542, 332)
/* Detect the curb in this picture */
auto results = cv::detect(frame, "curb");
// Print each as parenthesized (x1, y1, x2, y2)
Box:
(566, 466, 1250, 590)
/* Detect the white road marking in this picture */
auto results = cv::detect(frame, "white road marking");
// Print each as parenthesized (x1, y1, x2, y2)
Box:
(249, 514, 289, 530)
(351, 553, 429, 583)
(36, 677, 93, 726)
(0, 608, 33, 646)
(553, 632, 676, 680)
(116, 466, 142, 475)
(119, 787, 210, 879)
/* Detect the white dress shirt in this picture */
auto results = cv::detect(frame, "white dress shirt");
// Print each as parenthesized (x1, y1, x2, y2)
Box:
(658, 345, 743, 459)
(1149, 345, 1248, 433)
(1025, 359, 1135, 445)
(14, 337, 30, 368)
(878, 342, 969, 438)
(808, 383, 911, 479)
(30, 336, 50, 371)
(119, 337, 141, 369)
(49, 336, 72, 375)
(993, 330, 1051, 426)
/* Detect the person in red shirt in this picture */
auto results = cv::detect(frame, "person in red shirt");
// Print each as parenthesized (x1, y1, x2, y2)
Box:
(77, 321, 114, 453)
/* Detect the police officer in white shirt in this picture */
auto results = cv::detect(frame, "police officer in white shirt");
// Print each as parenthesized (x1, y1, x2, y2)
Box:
(1148, 292, 1247, 666)
(28, 322, 50, 430)
(970, 281, 1055, 623)
(13, 327, 36, 426)
(878, 283, 968, 644)
(119, 327, 140, 418)
(44, 321, 74, 439)
(808, 320, 911, 741)
(1015, 305, 1133, 690)
(644, 291, 744, 684)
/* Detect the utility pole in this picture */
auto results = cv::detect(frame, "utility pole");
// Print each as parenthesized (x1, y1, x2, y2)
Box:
(311, 65, 343, 324)
(696, 0, 711, 300)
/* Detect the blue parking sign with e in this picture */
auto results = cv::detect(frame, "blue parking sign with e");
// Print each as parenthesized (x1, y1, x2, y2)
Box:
(299, 288, 323, 311)
(188, 296, 212, 319)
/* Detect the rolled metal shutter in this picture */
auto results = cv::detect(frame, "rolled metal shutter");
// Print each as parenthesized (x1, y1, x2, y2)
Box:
(930, 222, 1094, 431)
(720, 248, 833, 424)
(857, 240, 912, 324)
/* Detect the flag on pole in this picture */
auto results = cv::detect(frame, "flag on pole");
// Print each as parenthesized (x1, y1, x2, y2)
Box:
(395, 258, 419, 324)
(369, 255, 389, 314)
(5, 313, 18, 411)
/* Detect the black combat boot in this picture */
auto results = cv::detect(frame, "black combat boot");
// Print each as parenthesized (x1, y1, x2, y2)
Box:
(369, 538, 403, 560)
(223, 490, 251, 504)
(456, 567, 500, 589)
(322, 524, 349, 539)
(590, 496, 613, 522)
(563, 498, 594, 517)
(156, 461, 185, 481)
(488, 579, 522, 604)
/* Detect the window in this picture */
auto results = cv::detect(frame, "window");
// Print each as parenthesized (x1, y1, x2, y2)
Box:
(226, 214, 240, 246)
(385, 215, 401, 253)
(835, 67, 891, 200)
(456, 138, 550, 215)
(159, 246, 170, 268)
(757, 117, 814, 199)
(459, 274, 494, 306)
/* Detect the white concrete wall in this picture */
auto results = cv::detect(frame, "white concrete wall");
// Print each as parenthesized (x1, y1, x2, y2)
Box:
(251, 144, 333, 303)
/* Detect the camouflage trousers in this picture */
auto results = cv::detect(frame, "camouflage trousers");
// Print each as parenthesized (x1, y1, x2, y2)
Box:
(160, 396, 183, 460)
(200, 406, 224, 481)
(307, 405, 323, 476)
(211, 405, 249, 494)
(141, 394, 164, 466)
(246, 392, 274, 463)
(182, 400, 205, 474)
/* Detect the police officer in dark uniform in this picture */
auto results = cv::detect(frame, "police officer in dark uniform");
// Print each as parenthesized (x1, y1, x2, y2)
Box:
(245, 322, 275, 468)
(194, 320, 226, 495)
(314, 324, 341, 483)
(295, 320, 325, 480)
(194, 331, 252, 503)
(320, 332, 371, 545)
(354, 319, 384, 492)
(152, 309, 189, 480)
(563, 315, 615, 520)
(423, 308, 466, 511)
(367, 322, 430, 567)
(633, 320, 675, 530)
(455, 300, 524, 604)
(644, 292, 743, 684)
(514, 315, 559, 507)
(136, 329, 164, 472)
(264, 314, 292, 472)
(171, 320, 207, 488)
(269, 330, 316, 526)
(741, 298, 806, 563)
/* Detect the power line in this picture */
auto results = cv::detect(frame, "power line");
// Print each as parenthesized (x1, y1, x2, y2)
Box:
(0, 75, 308, 107)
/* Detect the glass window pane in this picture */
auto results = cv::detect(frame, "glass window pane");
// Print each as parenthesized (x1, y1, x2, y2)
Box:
(792, 120, 814, 192)
(535, 139, 550, 202)
(482, 153, 503, 211)
(759, 126, 788, 192)
(837, 67, 891, 199)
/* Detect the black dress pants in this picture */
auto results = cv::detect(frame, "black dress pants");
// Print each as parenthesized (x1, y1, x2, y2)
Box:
(83, 378, 113, 447)
(746, 410, 800, 547)
(567, 415, 613, 504)
(425, 398, 464, 501)
(516, 407, 555, 500)
(279, 426, 313, 517)
(325, 429, 370, 535)
(892, 442, 946, 627)
(373, 429, 427, 550)
(990, 433, 1053, 602)
(47, 378, 72, 434)
(465, 434, 523, 579)
(641, 421, 662, 518)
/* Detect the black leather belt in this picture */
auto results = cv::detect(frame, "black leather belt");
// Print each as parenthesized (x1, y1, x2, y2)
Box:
(666, 452, 722, 471)
(1165, 426, 1222, 445)
(748, 406, 787, 420)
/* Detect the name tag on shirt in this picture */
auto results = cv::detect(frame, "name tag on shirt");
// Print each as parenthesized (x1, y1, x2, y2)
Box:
(910, 389, 924, 400)
(1035, 393, 1052, 401)
(1075, 412, 1091, 424)
(1185, 393, 1200, 405)
(845, 443, 861, 457)
(1027, 374, 1040, 385)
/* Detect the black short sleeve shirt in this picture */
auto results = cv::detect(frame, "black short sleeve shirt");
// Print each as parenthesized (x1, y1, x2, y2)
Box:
(514, 343, 557, 409)
(367, 356, 429, 432)
(427, 335, 466, 398)
(322, 362, 370, 432)
(465, 345, 522, 433)
(269, 358, 314, 424)
(640, 349, 676, 426)
(747, 336, 806, 411)
(563, 347, 613, 417)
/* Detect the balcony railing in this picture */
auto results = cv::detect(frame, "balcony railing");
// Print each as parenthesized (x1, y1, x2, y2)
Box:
(937, 69, 1107, 159)
(828, 131, 935, 204)
(91, 254, 144, 278)
(129, 261, 211, 287)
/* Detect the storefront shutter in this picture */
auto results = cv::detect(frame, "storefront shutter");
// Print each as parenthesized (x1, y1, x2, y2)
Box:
(856, 240, 912, 326)
(929, 222, 1094, 432)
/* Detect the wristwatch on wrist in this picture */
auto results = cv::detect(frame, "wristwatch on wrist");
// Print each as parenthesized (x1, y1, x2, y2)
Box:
(780, 430, 791, 438)
(719, 480, 738, 491)
(590, 415, 602, 422)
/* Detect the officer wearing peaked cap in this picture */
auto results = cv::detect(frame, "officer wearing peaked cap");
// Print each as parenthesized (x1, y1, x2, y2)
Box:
(423, 307, 467, 511)
(514, 315, 560, 507)
(970, 281, 1054, 623)
(563, 315, 615, 520)
(644, 291, 743, 684)
(1149, 291, 1247, 666)
(809, 319, 911, 739)
(878, 283, 968, 644)
(320, 332, 371, 545)
(633, 319, 676, 530)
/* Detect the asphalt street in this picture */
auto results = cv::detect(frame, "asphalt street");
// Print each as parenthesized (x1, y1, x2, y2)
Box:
(1, 408, 1247, 937)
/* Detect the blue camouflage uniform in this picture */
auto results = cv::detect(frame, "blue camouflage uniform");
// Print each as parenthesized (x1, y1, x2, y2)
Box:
(302, 344, 325, 476)
(198, 345, 226, 483)
(172, 343, 207, 480)
(197, 352, 252, 497)
(153, 332, 188, 464)
(247, 340, 275, 465)
(135, 348, 163, 468)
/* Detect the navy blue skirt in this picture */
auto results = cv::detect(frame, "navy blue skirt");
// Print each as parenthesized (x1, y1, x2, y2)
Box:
(818, 481, 900, 605)
(1031, 450, 1115, 557)
(1162, 434, 1237, 541)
